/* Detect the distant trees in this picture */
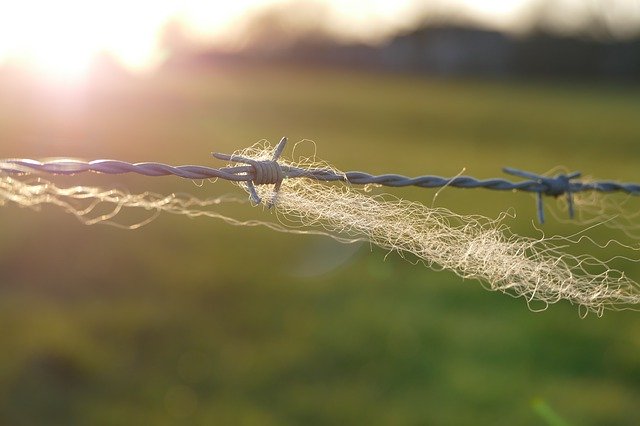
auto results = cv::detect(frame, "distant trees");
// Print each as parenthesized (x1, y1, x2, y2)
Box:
(160, 0, 640, 82)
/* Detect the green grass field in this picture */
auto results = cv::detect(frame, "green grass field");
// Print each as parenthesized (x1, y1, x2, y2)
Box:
(1, 65, 639, 425)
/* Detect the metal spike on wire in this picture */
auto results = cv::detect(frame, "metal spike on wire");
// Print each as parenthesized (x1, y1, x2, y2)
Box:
(2, 136, 640, 223)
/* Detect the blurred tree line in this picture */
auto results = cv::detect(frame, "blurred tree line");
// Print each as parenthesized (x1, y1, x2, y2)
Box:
(162, 0, 640, 83)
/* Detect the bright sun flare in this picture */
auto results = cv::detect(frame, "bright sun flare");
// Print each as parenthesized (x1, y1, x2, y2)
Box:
(0, 1, 197, 81)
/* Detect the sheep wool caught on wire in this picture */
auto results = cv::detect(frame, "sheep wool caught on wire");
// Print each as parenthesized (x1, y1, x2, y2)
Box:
(1, 138, 640, 315)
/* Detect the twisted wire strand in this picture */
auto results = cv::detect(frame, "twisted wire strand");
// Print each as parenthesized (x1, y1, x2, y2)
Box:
(2, 137, 639, 223)
(3, 159, 639, 194)
(0, 158, 253, 181)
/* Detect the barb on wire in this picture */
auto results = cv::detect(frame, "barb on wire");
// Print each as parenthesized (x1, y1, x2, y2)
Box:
(212, 136, 286, 206)
(503, 168, 581, 224)
(2, 136, 639, 223)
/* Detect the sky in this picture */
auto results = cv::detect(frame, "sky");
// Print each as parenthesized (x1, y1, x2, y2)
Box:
(0, 0, 638, 80)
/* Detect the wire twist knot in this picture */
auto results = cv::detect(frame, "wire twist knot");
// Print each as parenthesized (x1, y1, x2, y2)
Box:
(252, 159, 284, 185)
(212, 137, 288, 207)
(504, 167, 581, 223)
(539, 173, 575, 196)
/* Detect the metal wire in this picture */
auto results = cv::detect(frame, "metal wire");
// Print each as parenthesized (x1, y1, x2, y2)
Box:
(2, 137, 639, 223)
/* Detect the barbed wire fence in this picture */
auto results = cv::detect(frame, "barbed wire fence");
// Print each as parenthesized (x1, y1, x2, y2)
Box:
(3, 137, 639, 223)
(2, 137, 640, 315)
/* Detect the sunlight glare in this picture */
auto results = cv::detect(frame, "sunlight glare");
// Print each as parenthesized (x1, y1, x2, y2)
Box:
(0, 0, 271, 81)
(0, 0, 180, 81)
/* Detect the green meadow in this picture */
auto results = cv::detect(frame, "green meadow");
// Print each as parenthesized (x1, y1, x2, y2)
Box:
(1, 65, 639, 425)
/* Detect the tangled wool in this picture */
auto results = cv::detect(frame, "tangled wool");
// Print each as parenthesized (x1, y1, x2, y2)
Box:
(232, 143, 640, 315)
(0, 172, 270, 230)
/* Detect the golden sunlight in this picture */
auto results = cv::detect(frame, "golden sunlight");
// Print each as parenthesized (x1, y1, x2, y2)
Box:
(0, 0, 215, 80)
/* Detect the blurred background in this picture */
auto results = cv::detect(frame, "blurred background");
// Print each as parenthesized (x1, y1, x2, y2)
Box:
(1, 1, 640, 424)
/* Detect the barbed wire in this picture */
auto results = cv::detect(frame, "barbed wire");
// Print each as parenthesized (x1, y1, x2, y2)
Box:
(2, 137, 639, 223)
